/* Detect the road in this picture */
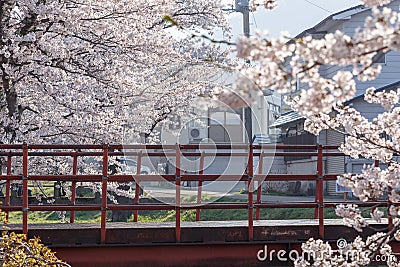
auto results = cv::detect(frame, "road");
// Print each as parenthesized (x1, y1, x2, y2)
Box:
(141, 184, 348, 203)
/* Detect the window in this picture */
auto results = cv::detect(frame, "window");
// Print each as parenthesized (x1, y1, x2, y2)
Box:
(168, 115, 181, 130)
(295, 76, 301, 91)
(269, 103, 280, 115)
(210, 112, 225, 125)
(372, 51, 386, 64)
(209, 110, 243, 143)
(225, 112, 241, 125)
(210, 111, 241, 125)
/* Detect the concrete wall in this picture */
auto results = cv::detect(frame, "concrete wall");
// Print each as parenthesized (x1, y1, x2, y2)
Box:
(286, 158, 317, 196)
(261, 153, 288, 193)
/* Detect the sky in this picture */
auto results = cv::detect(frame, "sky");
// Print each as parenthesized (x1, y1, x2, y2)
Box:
(224, 0, 362, 38)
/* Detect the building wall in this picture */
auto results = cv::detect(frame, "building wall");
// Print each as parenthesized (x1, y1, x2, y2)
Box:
(291, 1, 400, 99)
(341, 97, 386, 175)
(326, 1, 400, 96)
(342, 1, 399, 36)
(251, 92, 282, 137)
(351, 97, 385, 121)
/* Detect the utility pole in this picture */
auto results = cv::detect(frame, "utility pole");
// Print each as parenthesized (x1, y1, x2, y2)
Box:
(236, 0, 250, 38)
(235, 0, 252, 143)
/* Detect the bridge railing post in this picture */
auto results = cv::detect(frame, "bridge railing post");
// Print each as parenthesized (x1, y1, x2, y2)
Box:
(255, 151, 264, 220)
(248, 144, 254, 241)
(371, 160, 380, 214)
(316, 144, 324, 239)
(133, 151, 142, 222)
(387, 161, 393, 231)
(175, 144, 181, 243)
(196, 151, 205, 221)
(22, 144, 29, 236)
(100, 144, 109, 244)
(70, 153, 78, 223)
(314, 147, 318, 220)
(5, 155, 11, 222)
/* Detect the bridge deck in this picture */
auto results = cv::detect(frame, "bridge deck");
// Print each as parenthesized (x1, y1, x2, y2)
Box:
(6, 219, 391, 267)
(7, 219, 388, 246)
(10, 218, 383, 229)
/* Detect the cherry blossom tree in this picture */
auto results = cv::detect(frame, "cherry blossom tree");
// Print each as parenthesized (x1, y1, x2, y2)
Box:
(236, 0, 400, 265)
(0, 0, 234, 216)
(0, 0, 230, 144)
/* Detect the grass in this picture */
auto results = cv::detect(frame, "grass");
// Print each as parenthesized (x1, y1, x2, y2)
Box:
(129, 207, 339, 223)
(4, 194, 379, 224)
(7, 210, 107, 224)
(129, 195, 341, 222)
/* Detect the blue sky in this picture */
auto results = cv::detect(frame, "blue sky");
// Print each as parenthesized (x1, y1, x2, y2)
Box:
(224, 0, 362, 38)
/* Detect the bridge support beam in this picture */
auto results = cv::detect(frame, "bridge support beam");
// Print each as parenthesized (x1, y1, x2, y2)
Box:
(53, 243, 300, 267)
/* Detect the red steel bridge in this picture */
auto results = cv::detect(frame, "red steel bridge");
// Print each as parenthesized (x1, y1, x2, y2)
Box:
(0, 144, 397, 266)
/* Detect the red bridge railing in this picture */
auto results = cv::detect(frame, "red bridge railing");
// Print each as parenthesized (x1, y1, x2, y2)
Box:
(0, 144, 392, 243)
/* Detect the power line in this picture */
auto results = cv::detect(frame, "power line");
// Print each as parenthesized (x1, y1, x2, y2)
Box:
(303, 0, 331, 13)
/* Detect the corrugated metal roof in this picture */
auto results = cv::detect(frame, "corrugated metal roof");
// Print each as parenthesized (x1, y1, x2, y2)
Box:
(252, 134, 283, 144)
(270, 111, 304, 128)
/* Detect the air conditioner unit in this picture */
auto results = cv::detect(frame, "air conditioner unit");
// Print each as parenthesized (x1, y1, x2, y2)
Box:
(188, 127, 207, 142)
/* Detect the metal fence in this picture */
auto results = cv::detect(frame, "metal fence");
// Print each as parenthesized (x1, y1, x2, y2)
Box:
(0, 144, 393, 244)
